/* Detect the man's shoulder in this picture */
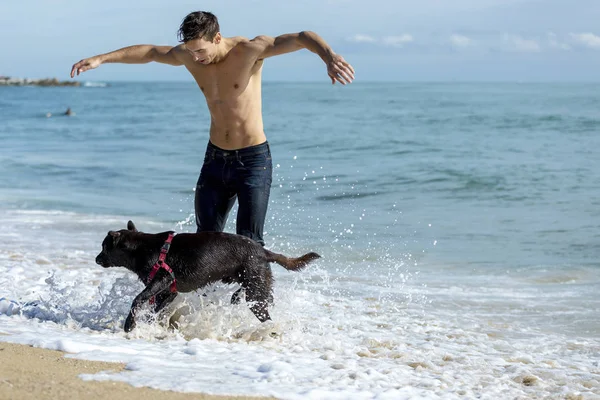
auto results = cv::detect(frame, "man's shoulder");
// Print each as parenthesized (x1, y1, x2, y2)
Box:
(170, 44, 188, 53)
(231, 36, 272, 49)
(167, 44, 187, 58)
(228, 36, 268, 57)
(169, 44, 192, 63)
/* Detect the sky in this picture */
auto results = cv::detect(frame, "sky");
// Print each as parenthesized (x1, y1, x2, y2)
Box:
(1, 0, 600, 82)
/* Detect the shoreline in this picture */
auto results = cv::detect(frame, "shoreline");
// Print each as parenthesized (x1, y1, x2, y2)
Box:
(0, 341, 274, 400)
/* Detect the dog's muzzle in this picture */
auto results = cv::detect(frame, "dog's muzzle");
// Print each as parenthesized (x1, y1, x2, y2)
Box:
(95, 254, 110, 268)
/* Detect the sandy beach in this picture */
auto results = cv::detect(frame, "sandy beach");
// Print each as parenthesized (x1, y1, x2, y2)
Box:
(0, 341, 275, 400)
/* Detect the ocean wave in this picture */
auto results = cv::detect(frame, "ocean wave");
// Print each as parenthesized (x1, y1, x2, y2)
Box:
(316, 191, 382, 201)
(83, 81, 108, 87)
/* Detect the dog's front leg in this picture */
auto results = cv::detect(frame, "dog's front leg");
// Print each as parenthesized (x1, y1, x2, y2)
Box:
(154, 292, 177, 313)
(124, 272, 173, 333)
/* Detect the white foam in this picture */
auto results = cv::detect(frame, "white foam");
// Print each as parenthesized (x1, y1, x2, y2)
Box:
(0, 209, 598, 399)
(83, 81, 108, 87)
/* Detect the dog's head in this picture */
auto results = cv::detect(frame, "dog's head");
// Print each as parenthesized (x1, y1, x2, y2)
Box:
(95, 220, 140, 268)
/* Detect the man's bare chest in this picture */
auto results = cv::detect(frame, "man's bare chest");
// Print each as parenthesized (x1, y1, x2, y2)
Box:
(188, 59, 263, 100)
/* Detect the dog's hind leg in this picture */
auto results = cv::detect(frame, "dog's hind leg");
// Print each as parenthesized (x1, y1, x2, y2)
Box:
(244, 264, 274, 323)
(248, 298, 271, 322)
(231, 287, 244, 304)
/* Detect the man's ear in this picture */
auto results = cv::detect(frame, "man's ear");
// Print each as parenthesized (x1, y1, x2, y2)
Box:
(127, 220, 138, 232)
(214, 32, 222, 44)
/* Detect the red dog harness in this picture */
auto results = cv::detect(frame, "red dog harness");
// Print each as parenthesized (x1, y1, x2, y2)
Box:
(148, 233, 177, 304)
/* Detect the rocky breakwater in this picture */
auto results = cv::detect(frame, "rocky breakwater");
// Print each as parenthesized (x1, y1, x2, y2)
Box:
(0, 76, 80, 87)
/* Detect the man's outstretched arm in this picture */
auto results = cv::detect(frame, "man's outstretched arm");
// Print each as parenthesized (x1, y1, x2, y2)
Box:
(252, 31, 355, 85)
(70, 45, 183, 78)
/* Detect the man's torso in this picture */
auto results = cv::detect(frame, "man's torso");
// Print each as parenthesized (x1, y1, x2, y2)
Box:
(177, 38, 267, 150)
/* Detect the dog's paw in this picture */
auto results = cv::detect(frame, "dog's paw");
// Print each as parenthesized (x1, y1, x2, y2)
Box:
(124, 314, 136, 333)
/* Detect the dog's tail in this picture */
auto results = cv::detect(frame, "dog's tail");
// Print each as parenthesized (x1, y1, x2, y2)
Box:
(263, 249, 321, 271)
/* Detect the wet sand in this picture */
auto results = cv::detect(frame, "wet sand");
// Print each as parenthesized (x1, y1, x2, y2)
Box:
(0, 341, 275, 400)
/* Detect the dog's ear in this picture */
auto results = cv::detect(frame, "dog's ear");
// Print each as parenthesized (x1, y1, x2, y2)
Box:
(127, 220, 138, 232)
(108, 230, 136, 250)
(108, 230, 122, 246)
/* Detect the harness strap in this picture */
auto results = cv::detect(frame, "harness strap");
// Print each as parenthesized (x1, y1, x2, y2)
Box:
(148, 232, 177, 304)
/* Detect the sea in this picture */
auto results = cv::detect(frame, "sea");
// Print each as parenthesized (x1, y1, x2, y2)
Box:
(0, 81, 599, 399)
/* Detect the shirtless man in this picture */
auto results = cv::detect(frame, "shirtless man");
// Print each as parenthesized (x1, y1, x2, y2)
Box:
(70, 11, 355, 246)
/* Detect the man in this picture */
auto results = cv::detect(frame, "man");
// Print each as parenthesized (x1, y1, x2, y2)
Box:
(70, 11, 355, 246)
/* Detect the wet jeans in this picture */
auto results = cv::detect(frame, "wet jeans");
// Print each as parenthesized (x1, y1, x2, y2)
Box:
(195, 141, 273, 246)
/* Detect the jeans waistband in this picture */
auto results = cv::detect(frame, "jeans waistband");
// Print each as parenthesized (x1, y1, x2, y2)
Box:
(206, 140, 270, 159)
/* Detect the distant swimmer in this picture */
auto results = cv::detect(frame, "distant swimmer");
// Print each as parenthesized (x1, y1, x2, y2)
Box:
(45, 108, 74, 118)
(70, 11, 355, 247)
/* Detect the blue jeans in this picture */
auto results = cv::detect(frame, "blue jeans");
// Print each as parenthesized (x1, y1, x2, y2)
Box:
(195, 141, 273, 246)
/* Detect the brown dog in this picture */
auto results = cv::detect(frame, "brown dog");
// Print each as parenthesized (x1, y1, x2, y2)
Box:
(95, 221, 321, 332)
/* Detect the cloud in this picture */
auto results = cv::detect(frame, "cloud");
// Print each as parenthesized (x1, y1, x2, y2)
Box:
(547, 32, 570, 50)
(345, 33, 414, 48)
(383, 34, 414, 47)
(342, 32, 600, 54)
(449, 34, 473, 48)
(570, 32, 600, 49)
(347, 34, 376, 43)
(502, 34, 541, 53)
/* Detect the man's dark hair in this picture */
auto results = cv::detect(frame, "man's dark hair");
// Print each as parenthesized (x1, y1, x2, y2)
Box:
(177, 11, 220, 43)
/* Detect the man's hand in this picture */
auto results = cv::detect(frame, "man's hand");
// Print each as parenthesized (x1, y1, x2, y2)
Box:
(70, 57, 102, 78)
(326, 54, 355, 85)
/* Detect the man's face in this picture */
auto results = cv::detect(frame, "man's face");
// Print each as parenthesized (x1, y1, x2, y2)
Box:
(185, 34, 220, 65)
